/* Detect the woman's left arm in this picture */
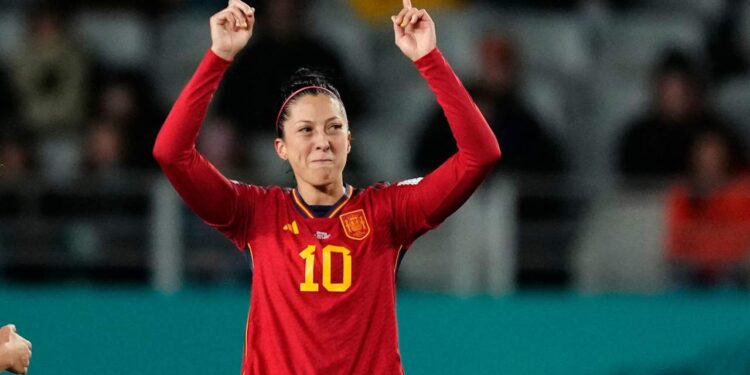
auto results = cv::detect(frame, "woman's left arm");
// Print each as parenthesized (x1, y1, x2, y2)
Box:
(410, 48, 501, 225)
(390, 5, 501, 242)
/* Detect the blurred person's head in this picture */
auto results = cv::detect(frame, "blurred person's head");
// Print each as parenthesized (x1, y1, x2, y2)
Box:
(688, 129, 747, 190)
(84, 118, 124, 173)
(260, 0, 308, 41)
(25, 2, 70, 43)
(0, 132, 33, 179)
(197, 117, 244, 172)
(478, 33, 520, 96)
(95, 71, 161, 131)
(652, 49, 705, 122)
(99, 80, 137, 122)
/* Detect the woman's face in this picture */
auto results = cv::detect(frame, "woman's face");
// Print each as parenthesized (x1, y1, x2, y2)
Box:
(692, 133, 729, 184)
(275, 94, 350, 188)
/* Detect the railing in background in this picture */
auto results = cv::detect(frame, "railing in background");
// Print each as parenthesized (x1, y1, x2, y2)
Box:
(5, 173, 742, 294)
(0, 175, 522, 294)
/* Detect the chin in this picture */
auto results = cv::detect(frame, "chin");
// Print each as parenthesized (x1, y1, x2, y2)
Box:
(307, 170, 339, 187)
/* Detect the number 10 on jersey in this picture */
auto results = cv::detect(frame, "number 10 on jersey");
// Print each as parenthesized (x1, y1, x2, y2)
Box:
(299, 245, 352, 292)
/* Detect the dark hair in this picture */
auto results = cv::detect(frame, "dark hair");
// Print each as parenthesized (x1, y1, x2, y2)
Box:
(653, 48, 705, 91)
(276, 68, 346, 138)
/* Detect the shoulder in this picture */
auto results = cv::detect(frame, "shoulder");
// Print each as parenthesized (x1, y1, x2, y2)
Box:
(232, 182, 291, 199)
(355, 178, 426, 200)
(666, 180, 692, 205)
(363, 178, 425, 191)
(623, 116, 656, 136)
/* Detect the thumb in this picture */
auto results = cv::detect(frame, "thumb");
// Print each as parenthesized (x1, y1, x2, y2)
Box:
(392, 16, 405, 41)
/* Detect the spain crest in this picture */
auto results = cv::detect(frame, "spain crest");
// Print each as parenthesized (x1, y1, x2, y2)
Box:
(340, 209, 370, 240)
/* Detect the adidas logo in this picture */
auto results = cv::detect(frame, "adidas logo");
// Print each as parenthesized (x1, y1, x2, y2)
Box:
(283, 220, 299, 235)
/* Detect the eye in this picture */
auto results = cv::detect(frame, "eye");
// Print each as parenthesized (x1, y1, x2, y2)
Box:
(298, 126, 312, 134)
(328, 123, 344, 132)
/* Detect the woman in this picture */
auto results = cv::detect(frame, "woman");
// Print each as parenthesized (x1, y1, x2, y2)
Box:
(666, 128, 750, 288)
(153, 0, 501, 373)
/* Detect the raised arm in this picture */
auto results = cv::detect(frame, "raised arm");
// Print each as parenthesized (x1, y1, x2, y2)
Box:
(390, 5, 501, 244)
(153, 1, 255, 227)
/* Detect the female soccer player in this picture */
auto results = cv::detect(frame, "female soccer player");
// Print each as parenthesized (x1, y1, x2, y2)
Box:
(153, 0, 501, 373)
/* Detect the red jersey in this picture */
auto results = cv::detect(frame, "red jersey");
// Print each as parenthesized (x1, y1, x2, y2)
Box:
(667, 175, 750, 269)
(154, 48, 500, 374)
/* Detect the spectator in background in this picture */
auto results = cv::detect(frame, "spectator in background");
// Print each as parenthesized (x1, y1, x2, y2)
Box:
(666, 128, 750, 289)
(12, 2, 90, 182)
(81, 117, 126, 179)
(214, 0, 363, 138)
(93, 72, 163, 170)
(414, 33, 565, 177)
(413, 33, 568, 285)
(414, 33, 566, 195)
(616, 49, 734, 185)
(13, 3, 88, 138)
(0, 130, 35, 181)
(196, 117, 246, 173)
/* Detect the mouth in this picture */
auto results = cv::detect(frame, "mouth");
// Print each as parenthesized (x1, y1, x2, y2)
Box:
(310, 159, 334, 164)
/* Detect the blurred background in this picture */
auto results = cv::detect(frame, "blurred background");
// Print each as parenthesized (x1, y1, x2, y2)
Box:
(1, 0, 750, 373)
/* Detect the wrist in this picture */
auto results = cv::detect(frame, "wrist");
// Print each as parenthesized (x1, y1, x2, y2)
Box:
(413, 47, 439, 65)
(210, 46, 235, 62)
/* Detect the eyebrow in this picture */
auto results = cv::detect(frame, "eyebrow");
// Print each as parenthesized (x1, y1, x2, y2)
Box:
(294, 117, 342, 125)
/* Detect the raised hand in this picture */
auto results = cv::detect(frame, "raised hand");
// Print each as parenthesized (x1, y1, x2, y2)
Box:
(391, 0, 436, 62)
(0, 324, 32, 374)
(210, 0, 256, 61)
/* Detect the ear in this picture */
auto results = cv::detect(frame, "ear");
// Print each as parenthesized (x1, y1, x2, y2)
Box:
(274, 138, 288, 160)
(347, 131, 352, 154)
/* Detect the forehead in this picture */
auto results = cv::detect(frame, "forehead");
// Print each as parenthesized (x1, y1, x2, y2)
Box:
(287, 94, 344, 120)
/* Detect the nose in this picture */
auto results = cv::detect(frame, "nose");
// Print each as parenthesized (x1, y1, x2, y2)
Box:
(312, 129, 330, 151)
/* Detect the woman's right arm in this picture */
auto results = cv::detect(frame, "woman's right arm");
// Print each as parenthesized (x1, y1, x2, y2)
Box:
(153, 1, 255, 227)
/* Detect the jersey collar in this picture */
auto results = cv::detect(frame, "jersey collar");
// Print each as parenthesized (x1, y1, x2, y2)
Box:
(292, 184, 353, 219)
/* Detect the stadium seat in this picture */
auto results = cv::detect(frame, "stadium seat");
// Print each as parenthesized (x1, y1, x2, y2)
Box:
(588, 74, 649, 186)
(308, 0, 376, 86)
(715, 75, 750, 146)
(72, 10, 151, 70)
(151, 12, 212, 108)
(573, 189, 669, 293)
(466, 5, 591, 79)
(0, 9, 24, 63)
(600, 12, 705, 77)
(401, 177, 517, 295)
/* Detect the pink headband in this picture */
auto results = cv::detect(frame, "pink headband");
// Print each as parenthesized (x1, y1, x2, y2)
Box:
(275, 85, 340, 134)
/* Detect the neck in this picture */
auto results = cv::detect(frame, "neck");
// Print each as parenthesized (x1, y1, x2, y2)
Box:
(295, 179, 345, 205)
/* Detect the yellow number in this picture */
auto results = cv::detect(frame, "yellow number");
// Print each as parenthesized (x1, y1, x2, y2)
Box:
(299, 245, 319, 292)
(323, 245, 352, 292)
(298, 245, 352, 293)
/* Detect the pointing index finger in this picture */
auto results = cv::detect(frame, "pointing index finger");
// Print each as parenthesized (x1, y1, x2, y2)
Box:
(402, 0, 412, 9)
